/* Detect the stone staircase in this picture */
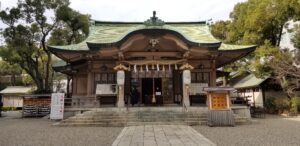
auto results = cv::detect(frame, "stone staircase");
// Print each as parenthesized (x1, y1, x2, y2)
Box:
(57, 107, 208, 127)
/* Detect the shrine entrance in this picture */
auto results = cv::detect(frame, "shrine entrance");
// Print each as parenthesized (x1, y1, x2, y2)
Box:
(142, 78, 162, 105)
(125, 68, 180, 106)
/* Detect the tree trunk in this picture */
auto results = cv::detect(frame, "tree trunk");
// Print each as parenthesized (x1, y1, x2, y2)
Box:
(41, 36, 52, 93)
(11, 74, 16, 86)
(277, 24, 284, 47)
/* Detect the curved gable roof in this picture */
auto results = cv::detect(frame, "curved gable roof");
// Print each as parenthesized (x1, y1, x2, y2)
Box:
(49, 21, 222, 51)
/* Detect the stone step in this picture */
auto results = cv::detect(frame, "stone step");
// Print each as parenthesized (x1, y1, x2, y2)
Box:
(57, 120, 208, 127)
(68, 116, 207, 121)
(56, 122, 126, 127)
(59, 108, 210, 127)
(62, 121, 206, 126)
(63, 118, 208, 123)
(74, 114, 207, 118)
(126, 122, 187, 126)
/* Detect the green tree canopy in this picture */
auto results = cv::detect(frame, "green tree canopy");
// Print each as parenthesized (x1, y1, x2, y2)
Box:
(211, 0, 300, 75)
(48, 5, 90, 45)
(212, 0, 300, 46)
(0, 0, 89, 93)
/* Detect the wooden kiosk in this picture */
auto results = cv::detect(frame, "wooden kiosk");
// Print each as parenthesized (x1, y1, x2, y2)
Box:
(204, 87, 235, 126)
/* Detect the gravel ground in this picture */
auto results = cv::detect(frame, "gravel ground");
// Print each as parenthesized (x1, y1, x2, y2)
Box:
(0, 111, 123, 146)
(1, 112, 300, 146)
(193, 115, 300, 146)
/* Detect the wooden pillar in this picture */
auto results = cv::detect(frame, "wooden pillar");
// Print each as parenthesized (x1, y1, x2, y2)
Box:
(226, 91, 231, 108)
(223, 76, 227, 86)
(252, 88, 256, 107)
(72, 75, 77, 95)
(210, 59, 216, 87)
(66, 76, 71, 98)
(87, 61, 93, 96)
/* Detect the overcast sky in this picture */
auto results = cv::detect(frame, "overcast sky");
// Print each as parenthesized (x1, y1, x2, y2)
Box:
(0, 0, 246, 23)
(0, 0, 246, 45)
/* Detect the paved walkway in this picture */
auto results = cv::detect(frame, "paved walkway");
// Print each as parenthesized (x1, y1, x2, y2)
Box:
(112, 125, 216, 146)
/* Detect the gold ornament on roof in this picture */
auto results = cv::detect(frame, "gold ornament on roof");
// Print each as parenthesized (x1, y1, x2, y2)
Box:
(114, 64, 128, 71)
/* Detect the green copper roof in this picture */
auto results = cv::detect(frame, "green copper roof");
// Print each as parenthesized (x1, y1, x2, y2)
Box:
(49, 20, 254, 51)
(50, 22, 223, 51)
(233, 74, 269, 88)
(52, 56, 67, 67)
(219, 44, 256, 51)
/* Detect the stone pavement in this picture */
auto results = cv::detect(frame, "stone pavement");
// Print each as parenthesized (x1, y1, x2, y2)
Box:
(112, 125, 216, 146)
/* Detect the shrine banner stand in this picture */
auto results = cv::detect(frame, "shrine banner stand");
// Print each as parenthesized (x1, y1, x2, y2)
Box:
(204, 87, 235, 127)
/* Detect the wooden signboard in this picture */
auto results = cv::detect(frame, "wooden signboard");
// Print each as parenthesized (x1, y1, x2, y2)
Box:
(211, 93, 227, 110)
(204, 87, 234, 110)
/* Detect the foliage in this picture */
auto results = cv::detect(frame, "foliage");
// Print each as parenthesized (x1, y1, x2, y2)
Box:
(265, 97, 291, 114)
(290, 97, 300, 113)
(0, 0, 89, 93)
(264, 97, 277, 113)
(0, 60, 24, 86)
(0, 60, 22, 76)
(211, 0, 300, 101)
(229, 0, 300, 46)
(251, 41, 280, 78)
(212, 0, 300, 45)
(22, 74, 35, 86)
(269, 50, 300, 97)
(291, 24, 300, 49)
(210, 20, 231, 41)
(274, 97, 290, 112)
(2, 107, 17, 111)
(48, 5, 90, 45)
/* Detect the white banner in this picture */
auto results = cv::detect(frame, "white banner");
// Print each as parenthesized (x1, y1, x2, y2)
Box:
(50, 93, 64, 120)
(189, 83, 209, 95)
(96, 84, 117, 95)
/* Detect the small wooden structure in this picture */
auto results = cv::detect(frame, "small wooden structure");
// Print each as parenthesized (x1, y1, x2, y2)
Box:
(22, 94, 51, 117)
(0, 86, 32, 108)
(204, 87, 235, 126)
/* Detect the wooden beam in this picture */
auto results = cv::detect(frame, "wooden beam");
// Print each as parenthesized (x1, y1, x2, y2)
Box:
(124, 51, 181, 57)
(120, 34, 146, 51)
(162, 34, 189, 50)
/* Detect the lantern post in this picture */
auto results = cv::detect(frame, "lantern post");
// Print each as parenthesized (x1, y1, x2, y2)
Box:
(114, 64, 128, 108)
(180, 63, 194, 110)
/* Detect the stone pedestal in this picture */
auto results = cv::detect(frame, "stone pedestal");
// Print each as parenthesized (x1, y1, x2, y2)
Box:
(182, 84, 190, 107)
(117, 85, 125, 107)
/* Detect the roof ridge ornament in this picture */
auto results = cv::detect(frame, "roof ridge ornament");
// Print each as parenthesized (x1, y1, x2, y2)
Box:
(144, 11, 165, 26)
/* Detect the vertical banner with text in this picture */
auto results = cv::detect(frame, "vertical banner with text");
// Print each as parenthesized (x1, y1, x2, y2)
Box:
(50, 93, 65, 120)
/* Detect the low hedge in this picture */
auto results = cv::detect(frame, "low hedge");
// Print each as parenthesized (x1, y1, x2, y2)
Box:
(1, 107, 18, 111)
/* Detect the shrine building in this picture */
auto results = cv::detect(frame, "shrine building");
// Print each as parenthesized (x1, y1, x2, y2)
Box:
(49, 12, 256, 109)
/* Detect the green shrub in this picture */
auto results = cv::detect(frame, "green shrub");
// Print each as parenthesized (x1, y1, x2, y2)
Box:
(265, 97, 276, 112)
(291, 97, 300, 113)
(265, 97, 290, 114)
(274, 97, 290, 113)
(2, 106, 17, 111)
